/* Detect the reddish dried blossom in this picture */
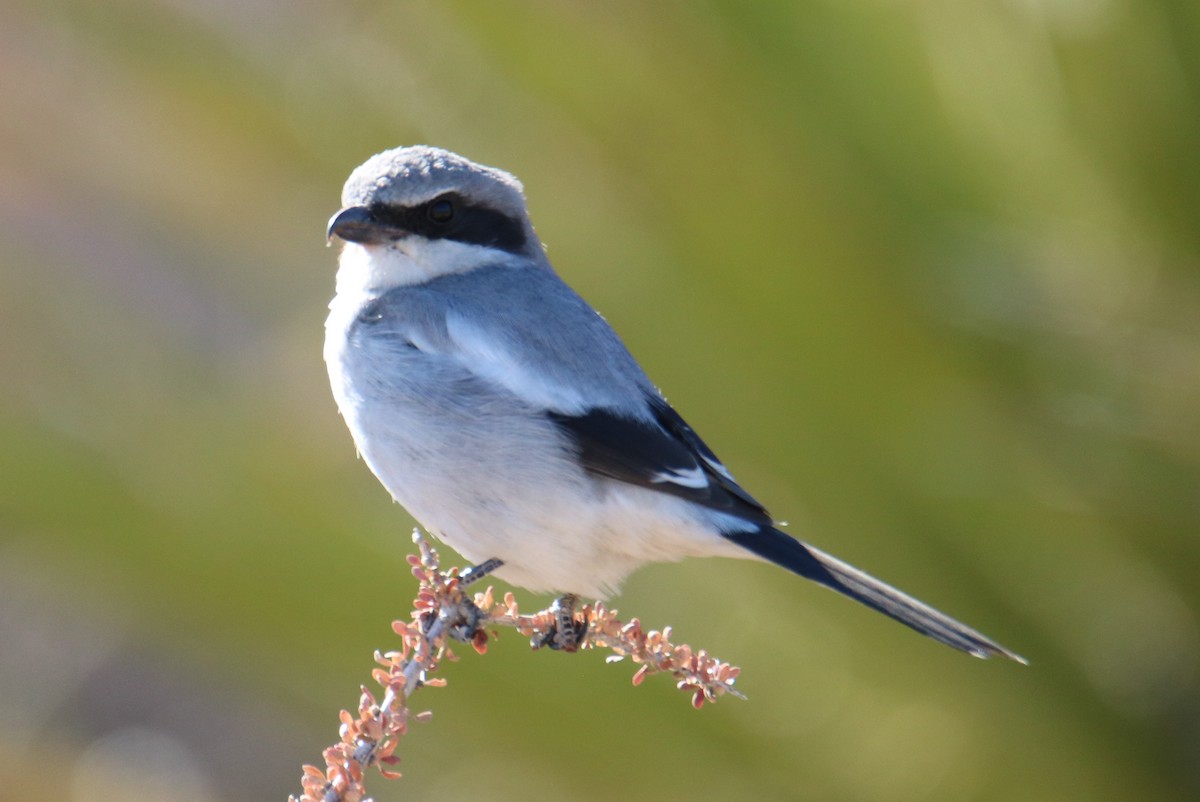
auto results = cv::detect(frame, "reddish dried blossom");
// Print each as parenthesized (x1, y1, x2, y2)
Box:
(291, 530, 743, 802)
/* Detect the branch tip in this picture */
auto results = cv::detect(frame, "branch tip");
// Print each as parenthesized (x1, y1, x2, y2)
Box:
(293, 529, 744, 801)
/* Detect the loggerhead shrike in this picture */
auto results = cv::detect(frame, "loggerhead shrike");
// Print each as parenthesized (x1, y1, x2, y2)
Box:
(325, 145, 1024, 662)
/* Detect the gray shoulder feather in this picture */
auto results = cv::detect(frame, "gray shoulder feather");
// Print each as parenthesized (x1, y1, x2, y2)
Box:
(370, 264, 658, 416)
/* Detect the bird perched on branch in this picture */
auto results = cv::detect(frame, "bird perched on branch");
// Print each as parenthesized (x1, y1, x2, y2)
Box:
(325, 145, 1025, 663)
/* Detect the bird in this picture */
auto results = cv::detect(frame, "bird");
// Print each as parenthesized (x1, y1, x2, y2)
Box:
(324, 145, 1025, 663)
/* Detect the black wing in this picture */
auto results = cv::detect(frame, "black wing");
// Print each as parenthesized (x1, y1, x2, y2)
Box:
(550, 398, 1028, 662)
(548, 396, 773, 527)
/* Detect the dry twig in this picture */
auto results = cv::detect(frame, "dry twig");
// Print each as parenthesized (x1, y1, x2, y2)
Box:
(292, 530, 743, 802)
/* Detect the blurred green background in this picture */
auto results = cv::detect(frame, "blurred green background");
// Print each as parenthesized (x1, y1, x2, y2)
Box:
(2, 1, 1198, 800)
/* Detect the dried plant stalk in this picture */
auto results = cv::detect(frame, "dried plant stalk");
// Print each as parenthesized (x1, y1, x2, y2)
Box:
(292, 530, 743, 802)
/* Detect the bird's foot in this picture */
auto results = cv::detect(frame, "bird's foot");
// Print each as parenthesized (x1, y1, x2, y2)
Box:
(536, 593, 587, 652)
(435, 593, 485, 643)
(459, 557, 504, 587)
(437, 559, 503, 643)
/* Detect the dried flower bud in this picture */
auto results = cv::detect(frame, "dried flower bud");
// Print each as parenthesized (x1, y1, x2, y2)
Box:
(294, 530, 743, 801)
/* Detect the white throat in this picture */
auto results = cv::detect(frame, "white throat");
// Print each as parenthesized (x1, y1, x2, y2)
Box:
(334, 238, 520, 298)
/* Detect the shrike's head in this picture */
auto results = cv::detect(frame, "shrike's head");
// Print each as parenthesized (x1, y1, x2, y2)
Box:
(327, 146, 545, 292)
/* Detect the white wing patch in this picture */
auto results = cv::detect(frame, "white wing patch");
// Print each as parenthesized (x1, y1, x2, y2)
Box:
(650, 466, 710, 489)
(698, 453, 735, 481)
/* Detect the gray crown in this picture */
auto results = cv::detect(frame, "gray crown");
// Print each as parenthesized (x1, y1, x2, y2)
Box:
(341, 145, 529, 219)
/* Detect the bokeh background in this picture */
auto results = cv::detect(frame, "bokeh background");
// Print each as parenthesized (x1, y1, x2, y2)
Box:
(2, 1, 1199, 800)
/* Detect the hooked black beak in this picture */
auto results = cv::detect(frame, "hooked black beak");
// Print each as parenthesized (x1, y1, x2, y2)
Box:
(326, 206, 406, 245)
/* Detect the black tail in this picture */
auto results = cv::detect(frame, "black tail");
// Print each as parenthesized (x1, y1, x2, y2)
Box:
(724, 527, 1026, 663)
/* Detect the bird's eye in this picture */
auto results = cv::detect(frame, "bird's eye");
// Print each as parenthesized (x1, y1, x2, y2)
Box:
(427, 198, 455, 224)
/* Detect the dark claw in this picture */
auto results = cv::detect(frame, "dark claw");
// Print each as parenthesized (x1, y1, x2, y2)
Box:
(444, 595, 486, 642)
(537, 594, 586, 652)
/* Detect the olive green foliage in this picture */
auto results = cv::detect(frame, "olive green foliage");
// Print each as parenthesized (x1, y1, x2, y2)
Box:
(1, 1, 1198, 800)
